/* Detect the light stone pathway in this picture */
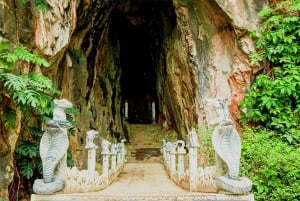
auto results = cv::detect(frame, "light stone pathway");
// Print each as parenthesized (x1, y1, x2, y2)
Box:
(98, 162, 190, 194)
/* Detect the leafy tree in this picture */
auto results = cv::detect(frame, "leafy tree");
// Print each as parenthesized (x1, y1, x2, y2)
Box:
(240, 0, 300, 144)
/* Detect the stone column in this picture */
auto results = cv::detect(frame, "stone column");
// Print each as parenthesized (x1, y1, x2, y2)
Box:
(170, 143, 176, 174)
(110, 144, 118, 170)
(86, 147, 97, 177)
(101, 140, 111, 179)
(166, 142, 172, 171)
(189, 128, 200, 191)
(162, 140, 167, 164)
(176, 140, 186, 178)
(85, 130, 99, 178)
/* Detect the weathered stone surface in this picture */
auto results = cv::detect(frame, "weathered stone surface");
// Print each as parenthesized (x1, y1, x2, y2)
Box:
(215, 0, 265, 30)
(34, 0, 77, 56)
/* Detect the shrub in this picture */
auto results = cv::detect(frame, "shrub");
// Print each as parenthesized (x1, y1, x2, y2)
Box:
(240, 0, 300, 145)
(240, 126, 300, 201)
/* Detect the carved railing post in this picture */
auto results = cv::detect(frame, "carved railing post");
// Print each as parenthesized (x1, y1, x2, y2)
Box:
(85, 130, 99, 178)
(176, 140, 186, 178)
(110, 144, 118, 170)
(170, 142, 176, 175)
(162, 140, 167, 165)
(189, 128, 200, 191)
(119, 139, 126, 163)
(116, 143, 122, 166)
(101, 140, 111, 179)
(166, 141, 172, 171)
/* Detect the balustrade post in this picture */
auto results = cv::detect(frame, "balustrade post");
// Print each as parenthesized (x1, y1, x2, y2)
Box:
(101, 140, 111, 179)
(85, 130, 99, 178)
(116, 143, 122, 165)
(176, 140, 186, 178)
(166, 142, 172, 171)
(189, 128, 200, 191)
(162, 140, 166, 163)
(170, 143, 176, 175)
(120, 139, 126, 162)
(110, 144, 118, 170)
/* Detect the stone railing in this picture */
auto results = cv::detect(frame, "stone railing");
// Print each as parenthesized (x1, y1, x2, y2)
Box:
(162, 127, 252, 194)
(162, 128, 218, 193)
(63, 131, 127, 193)
(33, 99, 127, 195)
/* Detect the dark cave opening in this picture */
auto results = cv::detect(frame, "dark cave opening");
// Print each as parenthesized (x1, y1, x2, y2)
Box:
(109, 0, 176, 124)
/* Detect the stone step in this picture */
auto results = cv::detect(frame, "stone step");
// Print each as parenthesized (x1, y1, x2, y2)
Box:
(125, 124, 164, 163)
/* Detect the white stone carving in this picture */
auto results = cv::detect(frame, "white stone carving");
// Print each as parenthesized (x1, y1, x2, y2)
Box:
(206, 98, 252, 194)
(85, 130, 99, 149)
(33, 99, 73, 194)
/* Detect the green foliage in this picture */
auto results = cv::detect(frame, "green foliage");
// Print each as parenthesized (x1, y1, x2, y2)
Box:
(19, 0, 50, 12)
(3, 108, 16, 129)
(240, 127, 300, 201)
(240, 0, 300, 144)
(67, 150, 74, 167)
(68, 49, 86, 66)
(0, 43, 49, 69)
(14, 127, 43, 180)
(66, 107, 81, 136)
(0, 42, 57, 180)
(0, 43, 60, 117)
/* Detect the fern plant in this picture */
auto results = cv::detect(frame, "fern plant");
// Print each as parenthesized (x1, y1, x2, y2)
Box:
(0, 42, 60, 120)
(14, 127, 43, 179)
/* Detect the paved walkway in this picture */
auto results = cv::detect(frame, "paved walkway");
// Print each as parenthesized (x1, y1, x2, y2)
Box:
(99, 163, 190, 195)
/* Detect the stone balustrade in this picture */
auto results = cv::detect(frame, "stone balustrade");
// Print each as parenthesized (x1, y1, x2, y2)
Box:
(33, 99, 128, 195)
(63, 131, 127, 193)
(162, 128, 220, 193)
(162, 126, 252, 194)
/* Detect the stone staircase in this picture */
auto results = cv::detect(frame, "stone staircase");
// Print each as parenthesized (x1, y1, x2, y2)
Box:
(126, 124, 165, 163)
(31, 124, 254, 201)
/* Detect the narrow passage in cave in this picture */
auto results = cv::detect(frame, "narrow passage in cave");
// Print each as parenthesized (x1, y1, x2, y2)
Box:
(109, 0, 175, 124)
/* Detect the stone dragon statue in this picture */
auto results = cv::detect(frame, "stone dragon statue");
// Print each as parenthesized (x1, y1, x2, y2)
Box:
(206, 98, 252, 194)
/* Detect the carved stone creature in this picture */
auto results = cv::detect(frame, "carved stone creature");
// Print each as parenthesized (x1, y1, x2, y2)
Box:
(206, 98, 252, 194)
(85, 130, 99, 149)
(33, 99, 73, 194)
(53, 99, 73, 121)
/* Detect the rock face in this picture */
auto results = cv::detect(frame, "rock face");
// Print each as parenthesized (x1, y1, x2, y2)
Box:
(0, 0, 265, 198)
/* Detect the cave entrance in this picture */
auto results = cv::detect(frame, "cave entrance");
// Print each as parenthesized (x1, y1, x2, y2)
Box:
(109, 0, 175, 124)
